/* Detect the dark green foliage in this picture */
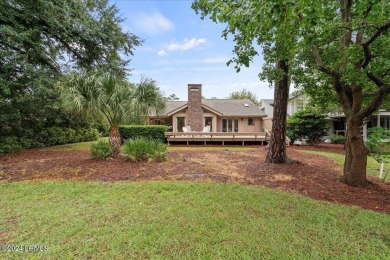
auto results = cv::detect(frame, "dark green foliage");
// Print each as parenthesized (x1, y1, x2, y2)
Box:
(90, 140, 114, 160)
(331, 135, 346, 145)
(119, 125, 168, 143)
(121, 138, 167, 162)
(0, 137, 23, 155)
(0, 128, 99, 155)
(0, 0, 141, 152)
(0, 136, 46, 155)
(38, 128, 99, 146)
(287, 110, 328, 146)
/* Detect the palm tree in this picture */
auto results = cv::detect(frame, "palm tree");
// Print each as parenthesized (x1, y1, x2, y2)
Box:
(132, 77, 166, 123)
(61, 72, 165, 156)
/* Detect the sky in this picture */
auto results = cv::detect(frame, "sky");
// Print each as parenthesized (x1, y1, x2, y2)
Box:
(111, 0, 274, 101)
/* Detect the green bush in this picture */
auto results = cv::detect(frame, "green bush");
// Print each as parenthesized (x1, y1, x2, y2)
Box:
(119, 125, 168, 143)
(0, 128, 99, 155)
(121, 138, 167, 162)
(331, 135, 346, 144)
(287, 110, 328, 146)
(0, 136, 23, 155)
(38, 127, 99, 146)
(90, 140, 114, 160)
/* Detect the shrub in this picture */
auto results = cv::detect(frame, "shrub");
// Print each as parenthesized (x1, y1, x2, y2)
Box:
(90, 140, 114, 160)
(287, 110, 328, 146)
(121, 138, 167, 162)
(38, 127, 99, 146)
(0, 136, 23, 155)
(331, 135, 346, 144)
(119, 125, 168, 143)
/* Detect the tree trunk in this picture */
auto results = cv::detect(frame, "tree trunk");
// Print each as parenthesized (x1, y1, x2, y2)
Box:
(266, 59, 289, 163)
(342, 118, 369, 187)
(109, 125, 121, 157)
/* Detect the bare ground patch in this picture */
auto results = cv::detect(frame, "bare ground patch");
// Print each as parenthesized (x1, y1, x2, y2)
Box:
(0, 146, 389, 213)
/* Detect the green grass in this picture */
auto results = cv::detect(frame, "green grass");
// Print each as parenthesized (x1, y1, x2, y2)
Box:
(39, 137, 109, 151)
(301, 150, 390, 180)
(1, 181, 389, 259)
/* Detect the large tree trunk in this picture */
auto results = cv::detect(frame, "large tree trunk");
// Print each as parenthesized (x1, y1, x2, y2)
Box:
(109, 125, 121, 157)
(342, 118, 369, 187)
(266, 59, 289, 163)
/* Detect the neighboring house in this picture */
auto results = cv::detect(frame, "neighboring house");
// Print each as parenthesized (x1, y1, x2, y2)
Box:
(262, 90, 390, 140)
(259, 99, 274, 131)
(148, 84, 267, 133)
(287, 91, 309, 116)
(259, 91, 309, 131)
(328, 110, 390, 140)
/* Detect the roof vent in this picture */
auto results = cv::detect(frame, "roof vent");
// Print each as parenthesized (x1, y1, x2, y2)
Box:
(243, 103, 250, 107)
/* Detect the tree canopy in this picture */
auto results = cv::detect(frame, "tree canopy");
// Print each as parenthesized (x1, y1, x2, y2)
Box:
(194, 0, 390, 186)
(0, 0, 141, 141)
(227, 89, 260, 106)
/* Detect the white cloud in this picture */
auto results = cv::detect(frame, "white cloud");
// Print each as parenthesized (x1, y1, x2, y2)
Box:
(133, 12, 174, 35)
(157, 49, 167, 57)
(158, 38, 207, 56)
(167, 38, 206, 51)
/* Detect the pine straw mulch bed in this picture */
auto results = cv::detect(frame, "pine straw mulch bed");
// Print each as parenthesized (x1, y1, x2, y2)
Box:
(0, 144, 389, 214)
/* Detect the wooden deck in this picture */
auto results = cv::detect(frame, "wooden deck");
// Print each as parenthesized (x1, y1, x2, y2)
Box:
(165, 132, 270, 145)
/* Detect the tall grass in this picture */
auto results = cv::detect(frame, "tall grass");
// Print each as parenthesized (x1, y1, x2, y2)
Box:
(90, 139, 113, 160)
(121, 137, 167, 162)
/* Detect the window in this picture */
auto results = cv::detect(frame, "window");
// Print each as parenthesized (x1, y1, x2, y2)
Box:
(248, 118, 255, 126)
(177, 117, 185, 132)
(222, 119, 239, 132)
(204, 117, 213, 132)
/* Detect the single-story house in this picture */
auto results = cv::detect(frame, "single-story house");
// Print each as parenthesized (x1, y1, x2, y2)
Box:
(148, 84, 267, 133)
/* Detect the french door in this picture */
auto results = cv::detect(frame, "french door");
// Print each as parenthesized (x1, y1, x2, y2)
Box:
(222, 119, 239, 132)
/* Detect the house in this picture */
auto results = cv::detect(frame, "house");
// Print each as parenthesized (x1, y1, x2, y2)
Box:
(328, 110, 390, 140)
(262, 90, 390, 141)
(259, 91, 309, 132)
(148, 84, 267, 133)
(259, 99, 274, 131)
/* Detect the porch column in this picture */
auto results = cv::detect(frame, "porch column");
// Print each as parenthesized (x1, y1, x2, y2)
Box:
(377, 113, 381, 127)
(363, 123, 367, 141)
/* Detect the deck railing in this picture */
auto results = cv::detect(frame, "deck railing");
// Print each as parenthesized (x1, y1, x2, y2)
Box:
(165, 131, 270, 145)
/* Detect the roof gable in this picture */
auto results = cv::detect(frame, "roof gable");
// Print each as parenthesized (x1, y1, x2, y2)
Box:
(154, 99, 266, 117)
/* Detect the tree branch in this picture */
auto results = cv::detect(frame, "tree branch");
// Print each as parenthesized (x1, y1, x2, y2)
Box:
(311, 46, 339, 77)
(361, 19, 390, 68)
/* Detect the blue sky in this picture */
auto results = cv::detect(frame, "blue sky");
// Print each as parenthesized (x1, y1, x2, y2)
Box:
(111, 0, 274, 101)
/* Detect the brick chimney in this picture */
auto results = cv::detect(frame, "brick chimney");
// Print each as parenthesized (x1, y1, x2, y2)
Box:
(187, 84, 203, 131)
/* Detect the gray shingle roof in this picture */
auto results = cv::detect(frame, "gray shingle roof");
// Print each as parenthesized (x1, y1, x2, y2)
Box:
(164, 101, 187, 114)
(155, 99, 265, 117)
(203, 99, 266, 116)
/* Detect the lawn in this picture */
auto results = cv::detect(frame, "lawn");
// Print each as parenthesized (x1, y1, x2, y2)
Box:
(302, 150, 390, 181)
(1, 181, 389, 259)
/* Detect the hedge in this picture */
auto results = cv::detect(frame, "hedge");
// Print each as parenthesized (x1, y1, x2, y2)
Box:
(37, 127, 99, 146)
(119, 125, 168, 142)
(0, 128, 99, 155)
